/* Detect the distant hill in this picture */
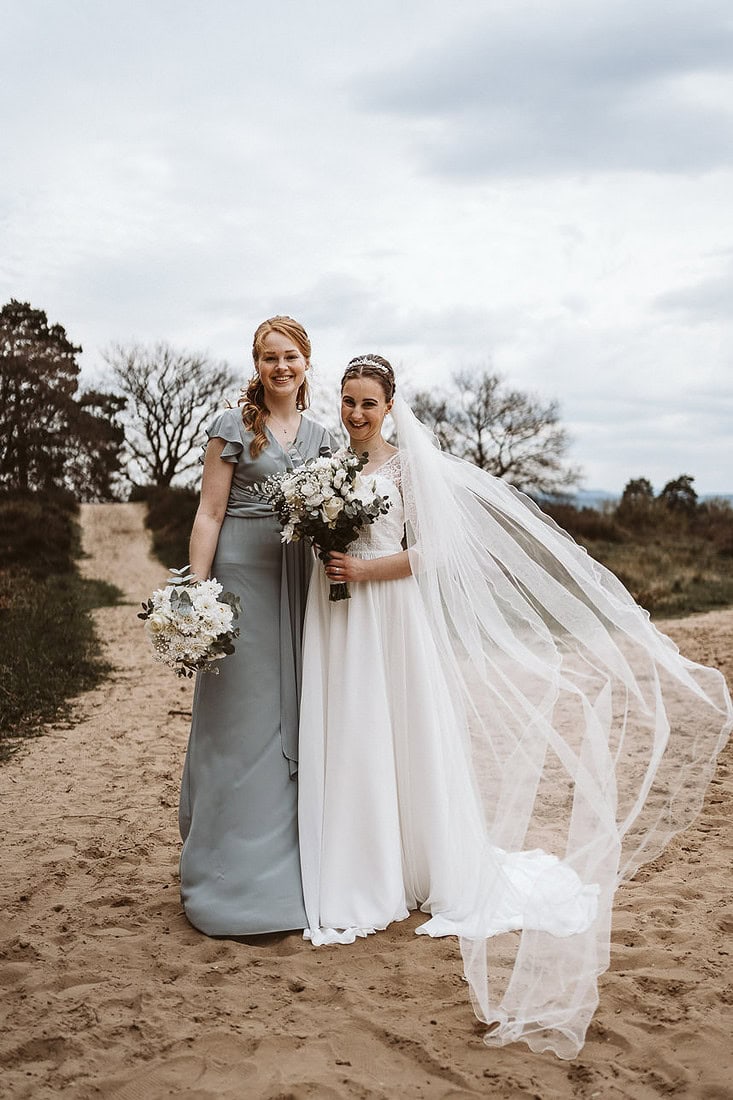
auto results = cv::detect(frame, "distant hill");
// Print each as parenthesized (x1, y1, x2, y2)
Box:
(572, 489, 618, 509)
(566, 489, 733, 511)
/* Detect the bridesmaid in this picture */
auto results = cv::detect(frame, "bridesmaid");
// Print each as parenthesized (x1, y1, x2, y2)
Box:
(178, 315, 335, 936)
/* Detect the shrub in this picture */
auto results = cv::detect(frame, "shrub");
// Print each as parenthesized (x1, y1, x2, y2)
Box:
(0, 490, 122, 761)
(142, 486, 199, 569)
(541, 501, 625, 543)
(0, 570, 119, 758)
(0, 491, 80, 576)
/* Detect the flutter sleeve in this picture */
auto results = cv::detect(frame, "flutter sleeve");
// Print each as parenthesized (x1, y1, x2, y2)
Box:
(312, 424, 341, 457)
(203, 407, 245, 464)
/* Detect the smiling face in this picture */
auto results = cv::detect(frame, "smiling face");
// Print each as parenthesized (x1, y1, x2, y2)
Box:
(255, 331, 308, 404)
(341, 377, 393, 450)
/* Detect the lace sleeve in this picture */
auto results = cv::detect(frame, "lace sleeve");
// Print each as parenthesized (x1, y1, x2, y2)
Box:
(377, 452, 402, 491)
(390, 455, 418, 550)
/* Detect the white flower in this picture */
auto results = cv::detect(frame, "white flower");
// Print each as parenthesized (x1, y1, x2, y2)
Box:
(146, 612, 169, 635)
(142, 575, 240, 675)
(322, 496, 344, 522)
(351, 475, 378, 505)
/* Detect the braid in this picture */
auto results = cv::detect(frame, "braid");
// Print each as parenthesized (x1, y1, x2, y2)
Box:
(238, 376, 270, 459)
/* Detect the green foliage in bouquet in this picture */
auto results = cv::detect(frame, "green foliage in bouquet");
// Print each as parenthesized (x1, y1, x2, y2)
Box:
(256, 451, 392, 601)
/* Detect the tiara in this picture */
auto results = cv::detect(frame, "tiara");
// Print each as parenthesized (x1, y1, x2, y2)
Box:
(347, 356, 393, 374)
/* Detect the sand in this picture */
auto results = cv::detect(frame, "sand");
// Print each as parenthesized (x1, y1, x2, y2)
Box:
(0, 502, 731, 1100)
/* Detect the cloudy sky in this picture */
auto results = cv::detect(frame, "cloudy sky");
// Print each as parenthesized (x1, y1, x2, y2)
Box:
(2, 0, 732, 492)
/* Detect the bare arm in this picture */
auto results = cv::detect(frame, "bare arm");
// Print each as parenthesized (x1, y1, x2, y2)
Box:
(189, 438, 235, 581)
(323, 548, 412, 583)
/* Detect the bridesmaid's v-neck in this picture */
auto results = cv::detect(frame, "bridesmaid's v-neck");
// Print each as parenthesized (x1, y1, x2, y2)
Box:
(265, 415, 304, 457)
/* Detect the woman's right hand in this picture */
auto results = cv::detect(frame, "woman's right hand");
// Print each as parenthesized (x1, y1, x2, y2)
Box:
(323, 551, 370, 584)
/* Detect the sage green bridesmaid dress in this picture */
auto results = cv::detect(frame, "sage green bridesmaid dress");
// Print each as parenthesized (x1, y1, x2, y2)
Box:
(178, 406, 334, 935)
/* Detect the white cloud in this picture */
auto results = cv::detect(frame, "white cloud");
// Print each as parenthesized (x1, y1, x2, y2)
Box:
(354, 0, 733, 176)
(654, 252, 733, 322)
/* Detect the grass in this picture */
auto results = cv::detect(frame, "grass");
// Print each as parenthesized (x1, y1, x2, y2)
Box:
(581, 536, 733, 618)
(543, 499, 733, 618)
(0, 493, 123, 762)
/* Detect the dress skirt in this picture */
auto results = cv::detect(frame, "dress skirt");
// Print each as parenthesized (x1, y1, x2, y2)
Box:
(179, 513, 309, 935)
(299, 554, 599, 947)
(299, 561, 491, 943)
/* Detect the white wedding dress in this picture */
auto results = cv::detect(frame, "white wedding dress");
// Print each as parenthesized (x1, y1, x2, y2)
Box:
(297, 399, 731, 1059)
(298, 453, 599, 946)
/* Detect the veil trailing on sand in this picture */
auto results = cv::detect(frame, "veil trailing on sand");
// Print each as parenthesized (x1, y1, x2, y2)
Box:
(391, 395, 732, 1058)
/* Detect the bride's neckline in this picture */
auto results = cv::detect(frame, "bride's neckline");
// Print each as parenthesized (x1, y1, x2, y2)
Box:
(363, 449, 400, 476)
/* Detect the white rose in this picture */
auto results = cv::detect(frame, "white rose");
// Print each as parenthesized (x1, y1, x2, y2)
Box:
(146, 613, 168, 635)
(351, 478, 377, 506)
(322, 496, 345, 522)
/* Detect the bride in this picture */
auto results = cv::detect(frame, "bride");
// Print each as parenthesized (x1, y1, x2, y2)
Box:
(297, 354, 732, 1058)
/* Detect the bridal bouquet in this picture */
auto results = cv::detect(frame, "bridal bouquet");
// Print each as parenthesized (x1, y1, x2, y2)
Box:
(138, 567, 242, 677)
(256, 451, 392, 600)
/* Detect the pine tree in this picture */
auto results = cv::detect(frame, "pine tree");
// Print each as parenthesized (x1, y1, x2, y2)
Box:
(0, 299, 124, 498)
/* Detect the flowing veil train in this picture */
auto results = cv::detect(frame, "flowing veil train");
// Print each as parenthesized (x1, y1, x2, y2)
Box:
(390, 395, 732, 1058)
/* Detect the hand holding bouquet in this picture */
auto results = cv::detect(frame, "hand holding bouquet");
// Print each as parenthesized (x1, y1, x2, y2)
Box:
(256, 451, 391, 600)
(139, 566, 242, 676)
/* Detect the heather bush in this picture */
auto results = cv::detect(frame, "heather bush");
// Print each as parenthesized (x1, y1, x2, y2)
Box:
(139, 485, 199, 568)
(542, 501, 625, 543)
(0, 490, 79, 575)
(546, 491, 733, 617)
(0, 490, 121, 761)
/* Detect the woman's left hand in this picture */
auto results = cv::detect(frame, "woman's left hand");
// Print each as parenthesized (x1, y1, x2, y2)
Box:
(324, 551, 369, 583)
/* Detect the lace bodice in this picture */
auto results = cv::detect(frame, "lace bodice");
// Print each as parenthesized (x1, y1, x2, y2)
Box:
(350, 453, 405, 558)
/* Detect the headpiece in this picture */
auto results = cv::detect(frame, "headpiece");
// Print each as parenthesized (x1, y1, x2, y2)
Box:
(347, 355, 392, 373)
(342, 354, 396, 398)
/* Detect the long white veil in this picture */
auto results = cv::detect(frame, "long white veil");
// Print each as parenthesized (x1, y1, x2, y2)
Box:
(391, 395, 732, 1058)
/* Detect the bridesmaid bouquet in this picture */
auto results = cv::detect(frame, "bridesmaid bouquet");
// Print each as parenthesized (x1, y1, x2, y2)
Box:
(138, 566, 242, 677)
(256, 451, 391, 600)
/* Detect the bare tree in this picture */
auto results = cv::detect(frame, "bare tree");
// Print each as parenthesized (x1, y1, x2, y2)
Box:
(410, 369, 580, 495)
(105, 342, 238, 488)
(408, 392, 459, 453)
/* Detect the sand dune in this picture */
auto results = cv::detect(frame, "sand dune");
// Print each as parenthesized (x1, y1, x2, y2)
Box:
(0, 503, 731, 1099)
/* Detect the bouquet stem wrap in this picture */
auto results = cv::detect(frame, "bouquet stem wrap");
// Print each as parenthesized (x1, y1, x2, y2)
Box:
(328, 580, 349, 602)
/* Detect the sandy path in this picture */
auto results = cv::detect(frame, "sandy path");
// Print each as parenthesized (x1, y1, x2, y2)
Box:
(1, 503, 731, 1099)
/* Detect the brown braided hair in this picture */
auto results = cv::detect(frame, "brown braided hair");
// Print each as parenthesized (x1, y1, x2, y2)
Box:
(238, 316, 312, 458)
(340, 354, 396, 402)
